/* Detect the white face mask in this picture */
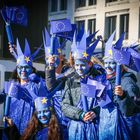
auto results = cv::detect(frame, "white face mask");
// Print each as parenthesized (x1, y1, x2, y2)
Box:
(104, 58, 116, 75)
(75, 59, 90, 76)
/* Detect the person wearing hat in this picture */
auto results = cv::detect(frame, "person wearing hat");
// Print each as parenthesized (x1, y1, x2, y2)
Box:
(61, 31, 108, 140)
(99, 32, 140, 140)
(0, 39, 43, 136)
(4, 96, 60, 140)
(43, 28, 76, 140)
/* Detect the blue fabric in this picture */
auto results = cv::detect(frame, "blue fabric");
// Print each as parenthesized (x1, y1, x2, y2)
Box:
(67, 80, 99, 140)
(53, 90, 69, 139)
(36, 127, 48, 140)
(8, 81, 38, 134)
(68, 120, 97, 140)
(99, 105, 131, 140)
(124, 113, 140, 140)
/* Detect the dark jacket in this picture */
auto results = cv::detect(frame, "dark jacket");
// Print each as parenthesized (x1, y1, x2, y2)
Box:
(109, 71, 140, 116)
(61, 65, 105, 120)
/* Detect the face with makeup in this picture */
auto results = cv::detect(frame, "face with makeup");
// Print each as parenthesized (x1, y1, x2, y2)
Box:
(17, 62, 32, 80)
(36, 107, 51, 125)
(104, 57, 116, 75)
(46, 55, 60, 67)
(74, 59, 90, 76)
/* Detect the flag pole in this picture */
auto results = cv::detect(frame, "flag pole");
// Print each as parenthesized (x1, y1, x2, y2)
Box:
(5, 23, 17, 58)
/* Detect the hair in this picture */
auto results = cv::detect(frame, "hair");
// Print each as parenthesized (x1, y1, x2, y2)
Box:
(20, 110, 60, 140)
(91, 56, 104, 67)
(69, 52, 75, 67)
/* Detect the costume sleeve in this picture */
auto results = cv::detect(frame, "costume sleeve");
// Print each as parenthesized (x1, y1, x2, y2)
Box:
(45, 65, 69, 92)
(0, 90, 6, 103)
(62, 79, 84, 120)
(117, 76, 140, 116)
(4, 124, 21, 140)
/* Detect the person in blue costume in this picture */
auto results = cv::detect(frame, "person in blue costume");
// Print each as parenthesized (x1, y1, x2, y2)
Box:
(99, 32, 140, 140)
(0, 39, 43, 136)
(4, 96, 60, 140)
(42, 28, 75, 140)
(61, 31, 107, 140)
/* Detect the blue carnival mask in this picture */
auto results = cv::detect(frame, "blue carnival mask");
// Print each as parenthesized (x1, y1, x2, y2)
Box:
(104, 58, 116, 75)
(37, 108, 51, 125)
(17, 63, 32, 80)
(75, 59, 90, 76)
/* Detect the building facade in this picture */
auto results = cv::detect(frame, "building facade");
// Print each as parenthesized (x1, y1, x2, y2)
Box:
(48, 0, 140, 48)
(48, 0, 140, 85)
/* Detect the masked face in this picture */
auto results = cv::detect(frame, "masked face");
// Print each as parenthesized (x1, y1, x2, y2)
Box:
(75, 59, 90, 76)
(17, 64, 32, 80)
(37, 108, 51, 124)
(46, 55, 60, 67)
(104, 58, 116, 75)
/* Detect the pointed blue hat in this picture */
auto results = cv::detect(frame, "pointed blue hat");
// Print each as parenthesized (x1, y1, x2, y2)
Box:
(103, 31, 116, 59)
(34, 78, 52, 110)
(43, 28, 61, 59)
(34, 97, 52, 110)
(16, 38, 41, 66)
(71, 29, 100, 61)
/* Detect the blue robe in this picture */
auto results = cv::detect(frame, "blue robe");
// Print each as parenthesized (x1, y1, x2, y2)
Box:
(53, 90, 69, 140)
(99, 71, 140, 140)
(8, 81, 39, 134)
(36, 127, 48, 140)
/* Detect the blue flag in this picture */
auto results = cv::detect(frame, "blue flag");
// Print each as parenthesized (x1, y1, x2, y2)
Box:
(87, 79, 105, 97)
(81, 82, 96, 98)
(50, 19, 72, 34)
(1, 6, 28, 26)
(56, 24, 77, 41)
(112, 47, 131, 65)
(126, 48, 140, 72)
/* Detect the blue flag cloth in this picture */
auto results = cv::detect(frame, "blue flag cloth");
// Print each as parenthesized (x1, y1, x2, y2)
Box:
(97, 93, 112, 107)
(81, 82, 96, 98)
(50, 19, 72, 34)
(126, 48, 140, 72)
(1, 6, 27, 26)
(87, 78, 111, 107)
(112, 47, 131, 65)
(87, 79, 105, 97)
(56, 24, 77, 41)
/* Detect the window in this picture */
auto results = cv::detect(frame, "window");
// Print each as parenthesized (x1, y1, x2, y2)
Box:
(88, 0, 96, 5)
(5, 72, 12, 81)
(120, 14, 129, 39)
(60, 0, 67, 10)
(105, 16, 116, 40)
(51, 0, 58, 12)
(106, 0, 117, 2)
(88, 19, 96, 34)
(76, 0, 86, 8)
(76, 20, 85, 31)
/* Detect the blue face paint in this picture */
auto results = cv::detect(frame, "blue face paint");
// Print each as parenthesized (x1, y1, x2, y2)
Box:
(37, 108, 51, 124)
(75, 59, 90, 76)
(17, 64, 32, 80)
(104, 58, 116, 75)
(46, 56, 60, 67)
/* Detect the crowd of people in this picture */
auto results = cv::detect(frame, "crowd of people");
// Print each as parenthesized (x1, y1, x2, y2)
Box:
(0, 20, 140, 140)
